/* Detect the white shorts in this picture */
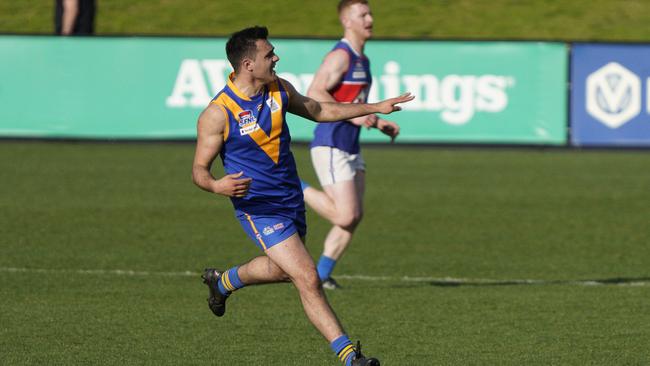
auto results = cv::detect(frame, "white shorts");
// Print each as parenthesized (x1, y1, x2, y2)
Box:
(310, 146, 365, 186)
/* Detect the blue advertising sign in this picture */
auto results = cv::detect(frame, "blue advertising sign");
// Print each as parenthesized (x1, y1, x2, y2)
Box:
(571, 44, 650, 146)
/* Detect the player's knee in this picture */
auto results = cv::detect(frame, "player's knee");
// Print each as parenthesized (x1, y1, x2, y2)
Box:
(333, 210, 363, 230)
(355, 210, 364, 225)
(303, 271, 322, 291)
(292, 267, 321, 290)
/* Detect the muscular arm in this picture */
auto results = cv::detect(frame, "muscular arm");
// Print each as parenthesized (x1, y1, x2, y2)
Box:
(307, 49, 347, 103)
(192, 104, 251, 197)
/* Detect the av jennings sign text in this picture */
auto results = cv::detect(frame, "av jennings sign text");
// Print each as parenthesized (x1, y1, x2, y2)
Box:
(0, 36, 566, 144)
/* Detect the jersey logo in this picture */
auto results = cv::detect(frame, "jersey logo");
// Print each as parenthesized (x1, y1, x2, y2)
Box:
(238, 110, 260, 136)
(266, 96, 280, 113)
(352, 60, 367, 79)
(352, 71, 367, 79)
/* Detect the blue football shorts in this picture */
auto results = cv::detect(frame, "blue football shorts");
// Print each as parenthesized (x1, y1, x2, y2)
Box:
(236, 212, 306, 251)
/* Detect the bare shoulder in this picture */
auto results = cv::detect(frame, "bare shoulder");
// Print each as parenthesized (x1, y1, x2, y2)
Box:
(309, 49, 350, 95)
(198, 102, 227, 133)
(321, 48, 350, 73)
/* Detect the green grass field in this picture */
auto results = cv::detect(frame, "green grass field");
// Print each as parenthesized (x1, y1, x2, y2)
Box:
(1, 142, 649, 365)
(1, 0, 650, 364)
(1, 0, 650, 41)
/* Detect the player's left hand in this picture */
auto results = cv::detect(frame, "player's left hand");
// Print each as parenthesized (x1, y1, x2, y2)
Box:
(374, 93, 414, 114)
(377, 119, 400, 142)
(349, 113, 378, 128)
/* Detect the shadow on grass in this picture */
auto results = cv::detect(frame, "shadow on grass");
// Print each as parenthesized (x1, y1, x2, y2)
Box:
(427, 276, 650, 287)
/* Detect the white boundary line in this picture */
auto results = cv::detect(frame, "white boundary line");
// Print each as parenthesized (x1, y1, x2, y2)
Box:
(1, 267, 648, 287)
(0, 267, 196, 277)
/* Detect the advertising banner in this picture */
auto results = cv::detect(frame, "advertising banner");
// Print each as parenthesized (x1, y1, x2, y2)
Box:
(571, 44, 650, 146)
(0, 36, 567, 144)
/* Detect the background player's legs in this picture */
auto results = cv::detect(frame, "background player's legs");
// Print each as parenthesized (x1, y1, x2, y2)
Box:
(265, 232, 346, 342)
(303, 171, 365, 282)
(321, 170, 365, 259)
(303, 170, 364, 235)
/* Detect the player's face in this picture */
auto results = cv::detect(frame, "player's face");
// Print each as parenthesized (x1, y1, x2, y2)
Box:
(252, 39, 279, 83)
(344, 3, 373, 39)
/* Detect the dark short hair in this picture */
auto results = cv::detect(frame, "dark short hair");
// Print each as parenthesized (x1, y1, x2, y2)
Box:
(338, 0, 368, 15)
(226, 26, 269, 72)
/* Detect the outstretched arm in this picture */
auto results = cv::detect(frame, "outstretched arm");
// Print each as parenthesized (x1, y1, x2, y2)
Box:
(285, 78, 413, 122)
(192, 104, 252, 197)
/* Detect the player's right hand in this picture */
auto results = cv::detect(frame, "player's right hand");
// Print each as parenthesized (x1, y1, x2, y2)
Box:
(215, 171, 252, 197)
(375, 92, 415, 114)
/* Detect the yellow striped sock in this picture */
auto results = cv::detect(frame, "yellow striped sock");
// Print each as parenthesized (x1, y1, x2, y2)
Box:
(221, 271, 234, 292)
(338, 344, 355, 363)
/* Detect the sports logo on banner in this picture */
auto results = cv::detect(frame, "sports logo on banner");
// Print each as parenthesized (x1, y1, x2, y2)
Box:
(571, 44, 650, 146)
(586, 62, 641, 129)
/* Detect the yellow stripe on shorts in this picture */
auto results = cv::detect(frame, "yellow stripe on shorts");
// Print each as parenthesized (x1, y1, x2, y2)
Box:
(245, 213, 268, 250)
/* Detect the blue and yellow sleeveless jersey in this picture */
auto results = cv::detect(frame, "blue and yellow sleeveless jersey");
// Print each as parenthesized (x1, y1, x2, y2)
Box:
(211, 74, 304, 219)
(311, 38, 372, 154)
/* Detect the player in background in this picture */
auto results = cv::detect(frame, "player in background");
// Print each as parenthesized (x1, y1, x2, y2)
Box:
(193, 26, 412, 366)
(302, 0, 400, 289)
